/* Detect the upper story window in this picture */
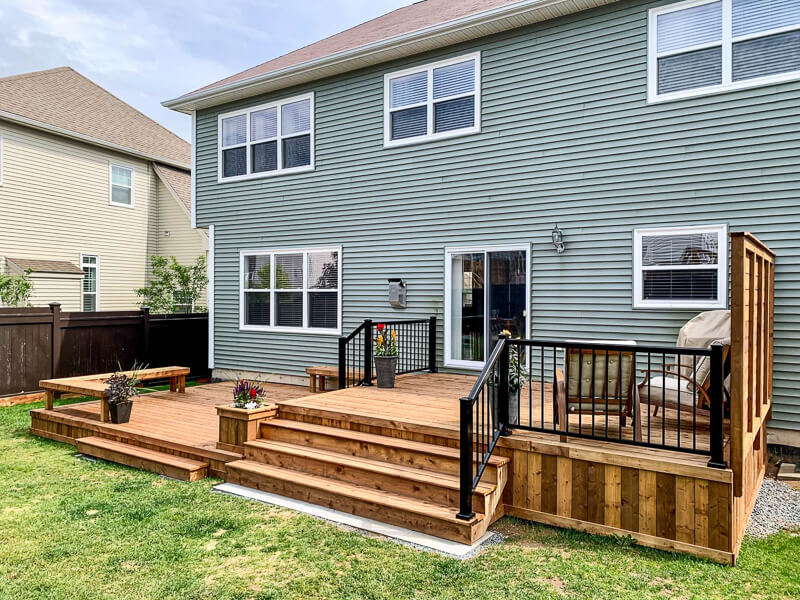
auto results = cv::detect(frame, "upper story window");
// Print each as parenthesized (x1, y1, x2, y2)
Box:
(384, 52, 480, 147)
(109, 164, 133, 207)
(218, 93, 314, 182)
(633, 224, 728, 309)
(649, 0, 800, 102)
(240, 247, 340, 333)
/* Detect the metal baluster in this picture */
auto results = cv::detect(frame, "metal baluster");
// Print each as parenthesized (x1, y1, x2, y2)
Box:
(605, 350, 610, 439)
(676, 351, 681, 449)
(692, 353, 697, 452)
(647, 351, 651, 444)
(617, 350, 623, 441)
(661, 352, 666, 446)
(591, 348, 596, 437)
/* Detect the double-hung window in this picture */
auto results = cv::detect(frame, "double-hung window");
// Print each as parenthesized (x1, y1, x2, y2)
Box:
(384, 52, 480, 146)
(633, 224, 727, 309)
(81, 254, 99, 311)
(649, 0, 800, 102)
(219, 93, 314, 181)
(241, 247, 340, 333)
(109, 164, 133, 207)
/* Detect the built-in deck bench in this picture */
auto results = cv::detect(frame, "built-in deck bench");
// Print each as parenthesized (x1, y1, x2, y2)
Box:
(40, 366, 190, 422)
(305, 365, 363, 393)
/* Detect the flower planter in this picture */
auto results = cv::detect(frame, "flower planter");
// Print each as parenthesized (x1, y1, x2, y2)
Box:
(109, 401, 133, 424)
(216, 404, 277, 454)
(488, 384, 520, 426)
(374, 356, 398, 388)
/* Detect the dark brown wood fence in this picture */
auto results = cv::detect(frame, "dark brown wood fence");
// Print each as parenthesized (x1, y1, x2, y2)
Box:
(0, 303, 210, 397)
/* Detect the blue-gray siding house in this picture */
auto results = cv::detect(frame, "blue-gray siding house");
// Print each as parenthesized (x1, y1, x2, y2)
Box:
(165, 0, 800, 445)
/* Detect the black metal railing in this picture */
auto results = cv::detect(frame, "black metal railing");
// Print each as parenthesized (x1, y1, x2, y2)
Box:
(338, 317, 437, 389)
(457, 336, 728, 519)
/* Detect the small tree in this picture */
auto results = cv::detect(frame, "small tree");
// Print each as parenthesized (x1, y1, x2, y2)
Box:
(0, 269, 33, 307)
(136, 256, 207, 313)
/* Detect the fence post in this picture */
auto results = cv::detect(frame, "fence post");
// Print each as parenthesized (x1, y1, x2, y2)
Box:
(363, 319, 373, 386)
(456, 396, 475, 520)
(141, 306, 151, 364)
(49, 302, 61, 379)
(428, 316, 437, 373)
(708, 342, 727, 469)
(498, 335, 512, 436)
(338, 336, 347, 390)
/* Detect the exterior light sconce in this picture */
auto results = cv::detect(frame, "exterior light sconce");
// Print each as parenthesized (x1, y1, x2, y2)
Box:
(551, 224, 565, 254)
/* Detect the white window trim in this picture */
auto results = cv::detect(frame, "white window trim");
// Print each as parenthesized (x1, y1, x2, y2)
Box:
(218, 92, 315, 183)
(80, 253, 100, 311)
(648, 0, 800, 104)
(384, 52, 481, 148)
(443, 243, 530, 370)
(633, 224, 728, 310)
(109, 163, 134, 208)
(239, 246, 341, 335)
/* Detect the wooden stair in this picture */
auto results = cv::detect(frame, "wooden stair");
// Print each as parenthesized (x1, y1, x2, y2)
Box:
(76, 436, 209, 482)
(224, 419, 508, 544)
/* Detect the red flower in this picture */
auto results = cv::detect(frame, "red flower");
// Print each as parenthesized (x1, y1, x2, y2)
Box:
(376, 323, 385, 332)
(250, 388, 257, 398)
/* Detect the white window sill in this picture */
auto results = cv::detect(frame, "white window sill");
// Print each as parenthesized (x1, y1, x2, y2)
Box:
(383, 127, 480, 149)
(239, 325, 341, 336)
(633, 301, 727, 310)
(443, 358, 484, 370)
(109, 201, 134, 209)
(648, 70, 800, 104)
(219, 164, 314, 184)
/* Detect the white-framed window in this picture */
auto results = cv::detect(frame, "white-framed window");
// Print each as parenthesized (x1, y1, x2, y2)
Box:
(240, 247, 340, 334)
(444, 244, 530, 369)
(81, 254, 99, 311)
(648, 0, 800, 103)
(384, 52, 481, 147)
(109, 164, 133, 207)
(218, 92, 314, 182)
(633, 224, 728, 309)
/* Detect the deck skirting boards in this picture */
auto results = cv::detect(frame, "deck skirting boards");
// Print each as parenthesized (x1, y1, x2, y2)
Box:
(213, 482, 498, 558)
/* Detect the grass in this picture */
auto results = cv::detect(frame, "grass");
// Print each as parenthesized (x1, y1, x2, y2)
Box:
(1, 398, 798, 600)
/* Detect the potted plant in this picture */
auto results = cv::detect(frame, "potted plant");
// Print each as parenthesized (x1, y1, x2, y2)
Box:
(232, 379, 266, 409)
(489, 330, 528, 426)
(105, 368, 141, 424)
(374, 323, 398, 388)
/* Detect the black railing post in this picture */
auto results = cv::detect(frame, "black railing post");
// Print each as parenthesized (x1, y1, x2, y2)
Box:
(498, 335, 512, 436)
(707, 342, 726, 468)
(456, 396, 475, 520)
(338, 336, 347, 390)
(428, 316, 437, 373)
(141, 306, 151, 364)
(363, 319, 373, 386)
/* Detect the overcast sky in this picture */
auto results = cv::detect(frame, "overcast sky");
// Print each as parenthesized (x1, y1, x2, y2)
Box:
(0, 0, 412, 140)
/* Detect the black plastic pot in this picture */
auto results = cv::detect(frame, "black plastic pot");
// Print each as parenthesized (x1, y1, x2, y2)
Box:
(109, 401, 133, 424)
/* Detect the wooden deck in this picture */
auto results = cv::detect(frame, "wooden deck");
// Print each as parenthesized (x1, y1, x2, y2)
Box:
(29, 382, 310, 477)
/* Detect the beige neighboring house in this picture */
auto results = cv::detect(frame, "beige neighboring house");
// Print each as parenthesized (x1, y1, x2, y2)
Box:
(0, 67, 207, 311)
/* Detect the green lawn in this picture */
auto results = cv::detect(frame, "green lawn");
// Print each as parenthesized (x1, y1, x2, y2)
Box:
(1, 398, 798, 600)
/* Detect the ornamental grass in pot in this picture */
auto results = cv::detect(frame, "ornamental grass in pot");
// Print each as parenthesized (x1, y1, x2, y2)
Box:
(374, 323, 398, 388)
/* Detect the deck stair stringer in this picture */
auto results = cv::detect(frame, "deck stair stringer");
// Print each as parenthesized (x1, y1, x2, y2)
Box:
(224, 417, 509, 545)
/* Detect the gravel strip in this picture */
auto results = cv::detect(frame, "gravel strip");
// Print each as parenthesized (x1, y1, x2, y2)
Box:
(746, 478, 800, 538)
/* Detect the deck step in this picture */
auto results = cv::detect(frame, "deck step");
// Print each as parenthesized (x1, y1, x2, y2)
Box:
(76, 436, 208, 482)
(225, 459, 483, 544)
(244, 438, 495, 511)
(260, 418, 508, 482)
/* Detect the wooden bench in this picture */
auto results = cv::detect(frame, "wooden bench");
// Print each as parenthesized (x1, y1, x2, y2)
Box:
(305, 366, 363, 393)
(40, 366, 190, 422)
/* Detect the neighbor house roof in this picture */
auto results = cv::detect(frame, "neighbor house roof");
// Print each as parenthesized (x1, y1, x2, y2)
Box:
(6, 258, 84, 276)
(165, 0, 617, 112)
(153, 163, 192, 213)
(0, 67, 190, 168)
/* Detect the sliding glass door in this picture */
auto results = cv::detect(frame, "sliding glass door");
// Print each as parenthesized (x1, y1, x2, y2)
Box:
(445, 246, 529, 368)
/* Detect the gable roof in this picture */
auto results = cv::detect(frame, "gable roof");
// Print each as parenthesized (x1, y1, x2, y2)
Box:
(0, 67, 190, 168)
(165, 0, 616, 112)
(6, 257, 84, 276)
(153, 163, 192, 213)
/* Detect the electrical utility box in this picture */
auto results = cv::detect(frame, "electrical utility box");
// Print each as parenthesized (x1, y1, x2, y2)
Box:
(388, 278, 407, 309)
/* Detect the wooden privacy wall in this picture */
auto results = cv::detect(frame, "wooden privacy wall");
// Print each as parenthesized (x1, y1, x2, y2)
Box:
(0, 305, 210, 396)
(730, 233, 775, 498)
(498, 439, 735, 563)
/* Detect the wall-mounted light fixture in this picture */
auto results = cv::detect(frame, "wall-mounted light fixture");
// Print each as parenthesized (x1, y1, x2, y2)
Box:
(551, 224, 565, 254)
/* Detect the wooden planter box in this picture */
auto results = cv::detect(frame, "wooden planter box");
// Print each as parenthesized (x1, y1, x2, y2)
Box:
(216, 404, 277, 454)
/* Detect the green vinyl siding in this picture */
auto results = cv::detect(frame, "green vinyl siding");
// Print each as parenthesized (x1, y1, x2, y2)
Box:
(195, 0, 800, 432)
